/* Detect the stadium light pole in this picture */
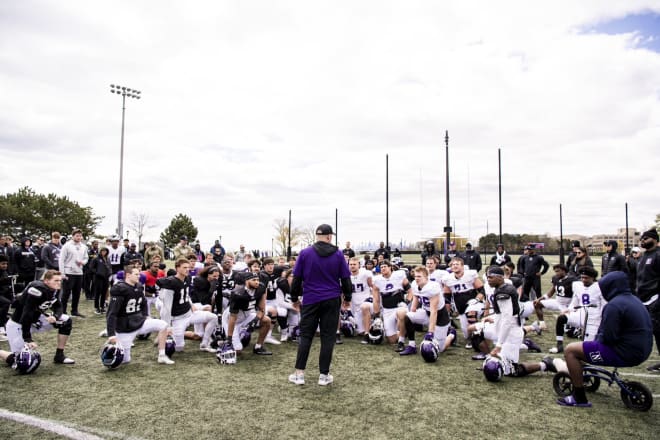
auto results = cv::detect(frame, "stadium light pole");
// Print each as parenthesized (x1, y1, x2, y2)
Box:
(559, 203, 565, 264)
(386, 154, 389, 250)
(287, 210, 292, 259)
(498, 148, 503, 245)
(444, 131, 452, 255)
(625, 202, 630, 256)
(110, 84, 141, 238)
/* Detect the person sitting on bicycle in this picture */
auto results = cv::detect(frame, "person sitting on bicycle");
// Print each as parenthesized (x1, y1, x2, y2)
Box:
(558, 271, 653, 407)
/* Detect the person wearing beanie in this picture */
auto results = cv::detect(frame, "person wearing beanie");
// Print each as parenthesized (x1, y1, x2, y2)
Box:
(635, 228, 660, 372)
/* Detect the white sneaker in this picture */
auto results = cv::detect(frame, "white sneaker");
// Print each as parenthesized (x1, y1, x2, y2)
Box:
(318, 373, 334, 386)
(158, 355, 175, 365)
(549, 346, 561, 354)
(280, 332, 288, 342)
(98, 329, 108, 337)
(199, 344, 216, 353)
(465, 343, 472, 349)
(288, 372, 305, 385)
(264, 336, 281, 345)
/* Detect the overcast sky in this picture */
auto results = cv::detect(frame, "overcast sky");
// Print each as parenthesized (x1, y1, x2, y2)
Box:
(1, 1, 659, 252)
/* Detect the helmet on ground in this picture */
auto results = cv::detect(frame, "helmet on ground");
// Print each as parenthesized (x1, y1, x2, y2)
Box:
(420, 339, 440, 363)
(465, 299, 485, 324)
(482, 355, 505, 382)
(100, 341, 125, 369)
(216, 342, 237, 365)
(13, 346, 41, 374)
(368, 317, 384, 344)
(165, 335, 176, 357)
(239, 328, 252, 349)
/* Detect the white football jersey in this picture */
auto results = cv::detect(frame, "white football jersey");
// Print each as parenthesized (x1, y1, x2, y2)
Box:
(443, 269, 479, 294)
(373, 270, 407, 297)
(107, 246, 125, 266)
(570, 282, 606, 328)
(411, 280, 444, 311)
(350, 268, 373, 303)
(428, 269, 447, 286)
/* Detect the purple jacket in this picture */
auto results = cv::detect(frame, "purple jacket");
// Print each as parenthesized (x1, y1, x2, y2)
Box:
(292, 241, 351, 306)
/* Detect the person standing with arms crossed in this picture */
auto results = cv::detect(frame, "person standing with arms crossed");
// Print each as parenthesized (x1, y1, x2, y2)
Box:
(288, 224, 352, 386)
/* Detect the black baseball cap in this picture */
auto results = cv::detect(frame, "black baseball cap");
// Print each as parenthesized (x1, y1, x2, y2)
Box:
(315, 224, 335, 235)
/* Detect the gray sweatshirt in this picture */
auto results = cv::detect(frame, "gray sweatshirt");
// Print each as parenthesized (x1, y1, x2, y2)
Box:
(59, 240, 88, 275)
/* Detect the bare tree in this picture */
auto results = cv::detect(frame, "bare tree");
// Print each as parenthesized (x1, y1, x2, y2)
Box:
(273, 218, 303, 255)
(128, 212, 157, 250)
(299, 225, 317, 248)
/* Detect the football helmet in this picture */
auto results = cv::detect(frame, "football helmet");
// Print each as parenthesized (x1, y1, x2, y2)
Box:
(13, 346, 41, 374)
(482, 355, 505, 382)
(164, 335, 176, 357)
(368, 317, 384, 345)
(420, 339, 440, 363)
(239, 328, 252, 349)
(216, 342, 237, 364)
(340, 310, 357, 337)
(465, 298, 485, 324)
(100, 341, 125, 369)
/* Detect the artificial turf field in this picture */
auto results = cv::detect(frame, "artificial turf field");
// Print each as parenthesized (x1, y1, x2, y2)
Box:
(1, 255, 659, 439)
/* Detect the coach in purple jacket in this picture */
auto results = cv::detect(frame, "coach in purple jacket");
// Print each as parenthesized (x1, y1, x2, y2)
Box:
(288, 224, 352, 386)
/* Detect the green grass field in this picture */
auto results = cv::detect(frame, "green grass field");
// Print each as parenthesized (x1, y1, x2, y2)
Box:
(2, 255, 659, 439)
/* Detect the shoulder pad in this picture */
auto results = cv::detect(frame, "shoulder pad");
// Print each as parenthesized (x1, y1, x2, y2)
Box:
(27, 286, 43, 297)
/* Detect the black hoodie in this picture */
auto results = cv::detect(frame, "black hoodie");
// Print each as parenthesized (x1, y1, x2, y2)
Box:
(601, 241, 628, 276)
(596, 271, 652, 365)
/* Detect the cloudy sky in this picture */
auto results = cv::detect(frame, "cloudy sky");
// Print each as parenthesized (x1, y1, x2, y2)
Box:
(1, 1, 659, 252)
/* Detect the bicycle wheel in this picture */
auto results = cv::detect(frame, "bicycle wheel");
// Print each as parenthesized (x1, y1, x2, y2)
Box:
(620, 381, 653, 411)
(583, 373, 601, 392)
(553, 372, 573, 397)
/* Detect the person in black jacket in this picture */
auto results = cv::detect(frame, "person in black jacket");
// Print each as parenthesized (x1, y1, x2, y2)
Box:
(420, 241, 436, 265)
(190, 265, 219, 306)
(489, 243, 511, 267)
(519, 245, 549, 302)
(601, 240, 628, 276)
(5, 270, 75, 364)
(460, 242, 482, 273)
(106, 266, 173, 365)
(92, 247, 112, 314)
(15, 237, 37, 284)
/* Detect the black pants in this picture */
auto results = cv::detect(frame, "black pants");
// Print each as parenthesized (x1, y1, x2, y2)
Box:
(295, 296, 341, 375)
(93, 275, 109, 311)
(61, 274, 83, 314)
(521, 276, 541, 302)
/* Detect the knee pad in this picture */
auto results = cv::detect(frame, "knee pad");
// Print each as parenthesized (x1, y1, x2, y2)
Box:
(56, 317, 73, 336)
(511, 363, 529, 377)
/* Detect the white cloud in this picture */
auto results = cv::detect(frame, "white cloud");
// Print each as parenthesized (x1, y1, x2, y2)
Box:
(2, 1, 660, 252)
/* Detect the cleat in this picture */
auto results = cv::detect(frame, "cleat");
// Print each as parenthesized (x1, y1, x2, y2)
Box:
(54, 356, 75, 364)
(318, 373, 334, 386)
(253, 346, 272, 355)
(395, 341, 405, 352)
(524, 338, 542, 353)
(98, 329, 108, 337)
(288, 372, 305, 385)
(264, 336, 281, 345)
(646, 362, 660, 372)
(399, 345, 417, 356)
(530, 322, 543, 336)
(471, 353, 487, 361)
(158, 355, 175, 365)
(361, 334, 370, 345)
(71, 312, 86, 318)
(557, 395, 592, 408)
(465, 343, 472, 349)
(335, 333, 343, 345)
(541, 356, 557, 373)
(549, 346, 563, 354)
(199, 344, 216, 353)
(280, 333, 289, 342)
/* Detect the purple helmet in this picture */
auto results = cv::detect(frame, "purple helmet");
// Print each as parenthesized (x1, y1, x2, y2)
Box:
(340, 310, 357, 337)
(420, 339, 440, 363)
(482, 355, 504, 382)
(216, 342, 237, 365)
(368, 318, 384, 345)
(239, 328, 252, 349)
(165, 335, 176, 357)
(13, 346, 41, 374)
(100, 341, 125, 369)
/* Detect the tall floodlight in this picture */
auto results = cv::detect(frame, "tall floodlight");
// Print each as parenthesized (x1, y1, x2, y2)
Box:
(109, 84, 141, 237)
(625, 203, 630, 256)
(386, 154, 389, 250)
(444, 131, 452, 254)
(498, 148, 503, 244)
(287, 210, 292, 259)
(559, 204, 565, 265)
